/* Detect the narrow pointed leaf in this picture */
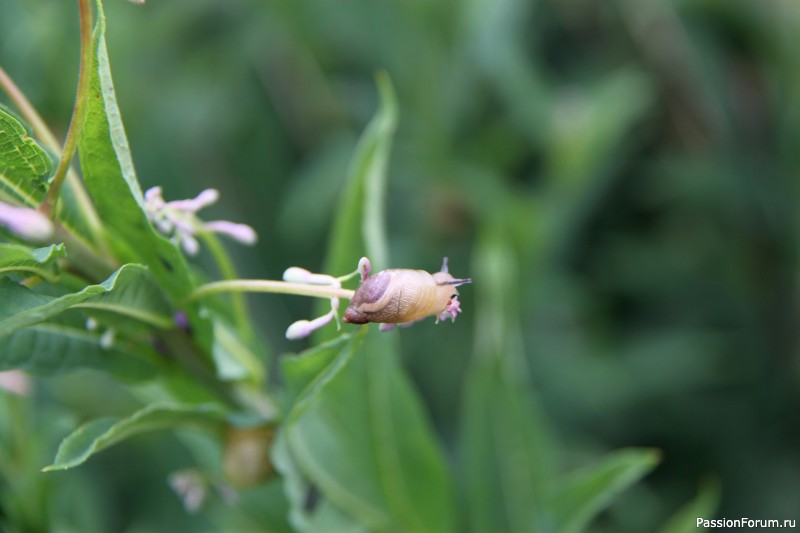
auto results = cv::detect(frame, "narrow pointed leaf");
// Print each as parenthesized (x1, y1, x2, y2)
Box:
(78, 0, 193, 301)
(44, 403, 227, 471)
(461, 233, 555, 533)
(323, 72, 396, 277)
(0, 107, 51, 206)
(551, 448, 661, 533)
(658, 480, 720, 533)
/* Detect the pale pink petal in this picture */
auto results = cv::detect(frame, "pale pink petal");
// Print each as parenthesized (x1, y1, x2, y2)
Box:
(285, 311, 335, 340)
(204, 220, 257, 245)
(0, 370, 31, 396)
(0, 202, 53, 241)
(168, 188, 219, 212)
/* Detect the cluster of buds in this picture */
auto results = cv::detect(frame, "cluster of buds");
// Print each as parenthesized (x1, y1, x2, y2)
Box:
(0, 201, 53, 242)
(144, 187, 257, 256)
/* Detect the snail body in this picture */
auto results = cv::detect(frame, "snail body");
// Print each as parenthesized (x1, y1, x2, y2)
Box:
(343, 258, 471, 325)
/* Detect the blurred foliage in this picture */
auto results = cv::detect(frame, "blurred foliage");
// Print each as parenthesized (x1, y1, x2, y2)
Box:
(2, 0, 800, 530)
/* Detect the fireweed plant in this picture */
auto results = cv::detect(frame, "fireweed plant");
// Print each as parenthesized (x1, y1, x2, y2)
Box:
(0, 1, 713, 531)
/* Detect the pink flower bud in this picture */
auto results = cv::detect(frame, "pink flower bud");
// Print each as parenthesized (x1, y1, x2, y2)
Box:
(0, 202, 53, 241)
(203, 221, 257, 245)
(285, 311, 335, 340)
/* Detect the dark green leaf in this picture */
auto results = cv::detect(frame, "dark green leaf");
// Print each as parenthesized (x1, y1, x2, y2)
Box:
(0, 107, 51, 206)
(0, 243, 65, 281)
(551, 448, 660, 533)
(0, 322, 156, 379)
(658, 480, 720, 533)
(43, 402, 227, 471)
(0, 264, 172, 337)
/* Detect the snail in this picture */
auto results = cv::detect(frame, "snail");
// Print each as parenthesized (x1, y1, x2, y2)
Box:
(343, 257, 471, 328)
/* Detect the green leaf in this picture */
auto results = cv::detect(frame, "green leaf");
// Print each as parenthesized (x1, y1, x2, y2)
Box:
(314, 73, 396, 344)
(0, 243, 65, 281)
(461, 231, 555, 533)
(462, 354, 554, 533)
(0, 264, 172, 337)
(0, 107, 52, 206)
(272, 430, 367, 533)
(0, 322, 156, 379)
(78, 0, 193, 302)
(43, 402, 227, 471)
(551, 449, 661, 533)
(74, 265, 173, 329)
(658, 479, 720, 533)
(211, 317, 264, 383)
(279, 334, 351, 407)
(285, 329, 455, 532)
(327, 72, 396, 274)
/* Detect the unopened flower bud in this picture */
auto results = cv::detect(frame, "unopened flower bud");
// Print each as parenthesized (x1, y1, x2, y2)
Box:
(0, 202, 53, 241)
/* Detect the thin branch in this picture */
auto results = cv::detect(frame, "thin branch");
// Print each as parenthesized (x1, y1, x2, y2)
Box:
(42, 0, 95, 215)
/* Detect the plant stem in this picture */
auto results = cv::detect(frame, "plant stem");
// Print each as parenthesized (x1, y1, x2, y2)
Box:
(0, 65, 106, 252)
(185, 279, 355, 304)
(0, 66, 58, 150)
(41, 0, 95, 216)
(199, 231, 255, 342)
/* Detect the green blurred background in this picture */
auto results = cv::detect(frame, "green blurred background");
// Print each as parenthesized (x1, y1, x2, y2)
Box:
(3, 0, 800, 530)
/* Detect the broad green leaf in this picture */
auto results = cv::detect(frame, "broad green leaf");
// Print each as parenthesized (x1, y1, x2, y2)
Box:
(551, 448, 661, 533)
(0, 322, 156, 379)
(0, 264, 172, 337)
(285, 329, 455, 532)
(279, 334, 351, 407)
(0, 243, 65, 281)
(658, 480, 720, 533)
(78, 0, 193, 302)
(461, 231, 554, 533)
(74, 265, 173, 329)
(0, 107, 51, 206)
(43, 403, 227, 472)
(273, 430, 367, 533)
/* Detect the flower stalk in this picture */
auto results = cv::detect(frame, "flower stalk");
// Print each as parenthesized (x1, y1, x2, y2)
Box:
(185, 280, 354, 304)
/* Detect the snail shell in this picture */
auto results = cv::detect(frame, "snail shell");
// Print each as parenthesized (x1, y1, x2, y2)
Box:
(343, 268, 469, 325)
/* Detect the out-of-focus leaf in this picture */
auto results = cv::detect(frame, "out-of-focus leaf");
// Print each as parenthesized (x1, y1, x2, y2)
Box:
(461, 231, 554, 533)
(0, 107, 51, 206)
(43, 403, 227, 472)
(272, 430, 365, 533)
(551, 448, 661, 533)
(658, 480, 720, 533)
(0, 264, 172, 337)
(0, 243, 65, 281)
(78, 0, 193, 302)
(0, 322, 156, 379)
(546, 68, 654, 185)
(211, 318, 263, 382)
(322, 72, 396, 276)
(284, 329, 455, 532)
(279, 334, 351, 407)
